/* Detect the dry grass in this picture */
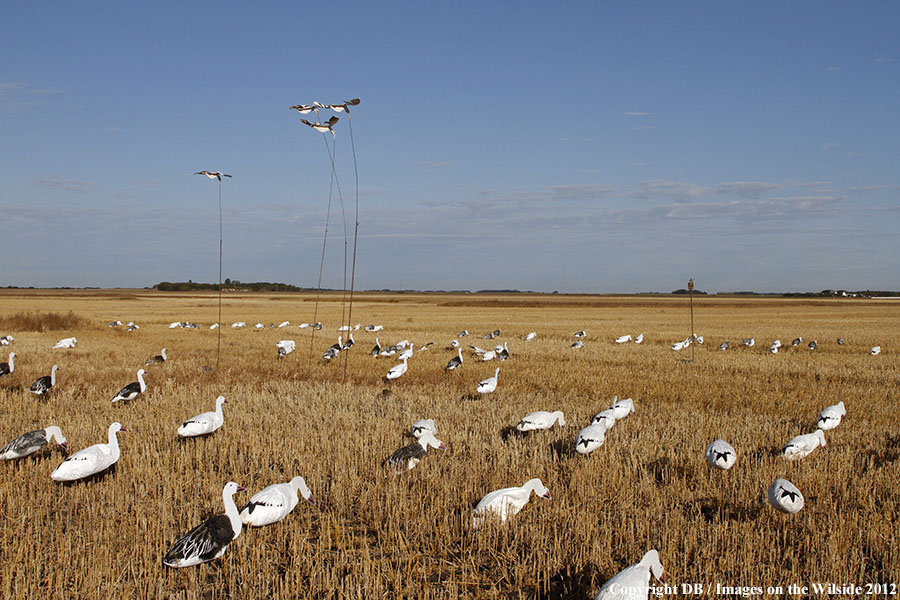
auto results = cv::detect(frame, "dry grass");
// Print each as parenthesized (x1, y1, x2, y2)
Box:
(0, 310, 92, 332)
(0, 290, 897, 599)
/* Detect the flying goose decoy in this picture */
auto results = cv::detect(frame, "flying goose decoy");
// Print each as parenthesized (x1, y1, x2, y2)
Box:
(576, 423, 607, 454)
(476, 368, 500, 394)
(516, 411, 565, 432)
(145, 348, 167, 365)
(816, 401, 846, 430)
(445, 349, 463, 371)
(472, 478, 550, 528)
(593, 549, 666, 600)
(0, 351, 15, 377)
(768, 478, 804, 514)
(289, 103, 318, 115)
(177, 396, 227, 438)
(194, 171, 232, 182)
(163, 481, 246, 567)
(383, 430, 446, 471)
(29, 365, 59, 396)
(1, 425, 68, 459)
(299, 115, 339, 137)
(385, 357, 408, 381)
(324, 98, 361, 116)
(704, 438, 737, 470)
(50, 422, 126, 481)
(782, 429, 826, 460)
(240, 477, 314, 527)
(111, 369, 147, 403)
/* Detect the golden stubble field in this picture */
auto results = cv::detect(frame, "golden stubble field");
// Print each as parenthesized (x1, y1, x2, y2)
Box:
(0, 289, 897, 599)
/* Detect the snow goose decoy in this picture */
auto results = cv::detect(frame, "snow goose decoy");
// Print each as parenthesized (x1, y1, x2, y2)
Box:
(593, 549, 666, 599)
(177, 396, 227, 438)
(472, 478, 550, 528)
(615, 334, 632, 344)
(397, 343, 414, 361)
(145, 348, 168, 365)
(299, 115, 339, 137)
(610, 397, 635, 420)
(497, 342, 510, 361)
(278, 321, 290, 328)
(323, 336, 342, 361)
(791, 337, 802, 347)
(276, 340, 295, 358)
(870, 346, 881, 356)
(29, 364, 59, 396)
(1, 425, 68, 459)
(704, 438, 737, 470)
(571, 340, 584, 349)
(516, 411, 565, 432)
(50, 422, 126, 481)
(591, 409, 617, 430)
(231, 322, 245, 328)
(384, 357, 408, 381)
(240, 477, 314, 527)
(194, 171, 232, 182)
(476, 368, 500, 394)
(53, 337, 77, 349)
(634, 333, 644, 344)
(816, 401, 846, 430)
(409, 419, 437, 438)
(743, 337, 755, 347)
(444, 349, 463, 371)
(576, 423, 607, 454)
(0, 351, 15, 377)
(481, 348, 497, 361)
(457, 330, 469, 337)
(324, 98, 361, 116)
(111, 369, 147, 403)
(383, 430, 446, 471)
(837, 337, 845, 345)
(719, 341, 730, 350)
(574, 330, 587, 338)
(782, 429, 826, 460)
(364, 324, 383, 332)
(163, 481, 246, 567)
(449, 339, 460, 348)
(768, 478, 804, 514)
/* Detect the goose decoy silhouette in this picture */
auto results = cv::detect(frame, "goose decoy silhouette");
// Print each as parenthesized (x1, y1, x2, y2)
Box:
(326, 98, 360, 116)
(300, 115, 339, 137)
(194, 171, 232, 182)
(289, 103, 318, 115)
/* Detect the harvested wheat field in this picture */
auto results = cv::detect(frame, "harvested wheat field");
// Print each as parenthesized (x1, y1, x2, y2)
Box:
(0, 289, 897, 599)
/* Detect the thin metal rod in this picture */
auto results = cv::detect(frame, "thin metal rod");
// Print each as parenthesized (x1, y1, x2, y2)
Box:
(216, 180, 223, 371)
(689, 286, 695, 362)
(343, 117, 360, 381)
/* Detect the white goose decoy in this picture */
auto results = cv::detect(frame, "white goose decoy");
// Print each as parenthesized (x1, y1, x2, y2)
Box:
(276, 340, 296, 358)
(163, 481, 246, 567)
(209, 323, 219, 330)
(449, 339, 460, 348)
(769, 344, 779, 354)
(231, 322, 245, 328)
(816, 401, 846, 430)
(481, 349, 497, 361)
(719, 341, 730, 350)
(53, 337, 77, 349)
(594, 549, 666, 600)
(240, 477, 314, 527)
(743, 337, 755, 347)
(445, 348, 463, 371)
(111, 369, 147, 403)
(469, 344, 487, 356)
(705, 439, 737, 470)
(0, 351, 15, 377)
(383, 430, 446, 471)
(299, 115, 339, 137)
(610, 397, 635, 420)
(476, 368, 500, 394)
(1, 425, 68, 459)
(177, 396, 228, 438)
(385, 357, 408, 380)
(324, 98, 361, 115)
(571, 340, 584, 349)
(409, 418, 437, 438)
(870, 346, 881, 356)
(768, 478, 804, 514)
(615, 334, 632, 344)
(397, 343, 415, 361)
(591, 409, 617, 430)
(516, 411, 565, 432)
(576, 423, 607, 454)
(50, 422, 126, 481)
(524, 332, 536, 341)
(29, 364, 59, 396)
(782, 429, 826, 460)
(145, 348, 168, 365)
(473, 478, 550, 527)
(194, 171, 232, 182)
(457, 330, 469, 337)
(634, 333, 644, 344)
(278, 321, 290, 328)
(574, 331, 587, 338)
(365, 324, 384, 332)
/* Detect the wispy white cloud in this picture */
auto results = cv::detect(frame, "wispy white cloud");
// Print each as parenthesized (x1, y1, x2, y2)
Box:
(827, 66, 840, 72)
(713, 181, 780, 199)
(633, 180, 710, 201)
(34, 176, 93, 193)
(849, 185, 888, 194)
(0, 81, 61, 113)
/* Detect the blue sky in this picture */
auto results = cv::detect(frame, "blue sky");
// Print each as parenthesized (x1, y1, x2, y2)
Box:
(2, 2, 898, 292)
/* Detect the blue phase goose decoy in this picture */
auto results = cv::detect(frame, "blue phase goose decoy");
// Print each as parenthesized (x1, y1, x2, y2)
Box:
(593, 549, 666, 599)
(50, 422, 126, 481)
(111, 369, 146, 403)
(719, 341, 730, 350)
(29, 365, 59, 395)
(194, 171, 232, 182)
(163, 482, 246, 567)
(300, 115, 339, 137)
(704, 439, 737, 470)
(768, 478, 804, 514)
(816, 401, 846, 430)
(517, 411, 565, 432)
(323, 337, 342, 361)
(383, 430, 446, 471)
(276, 340, 295, 358)
(782, 430, 826, 460)
(1, 425, 68, 459)
(445, 348, 463, 371)
(457, 330, 469, 337)
(571, 340, 584, 349)
(145, 348, 167, 365)
(177, 396, 227, 438)
(472, 478, 550, 528)
(574, 331, 587, 338)
(0, 351, 15, 377)
(240, 477, 314, 527)
(370, 338, 381, 357)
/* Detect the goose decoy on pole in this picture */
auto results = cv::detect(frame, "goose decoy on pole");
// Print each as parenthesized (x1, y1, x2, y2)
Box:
(299, 115, 339, 137)
(194, 171, 232, 182)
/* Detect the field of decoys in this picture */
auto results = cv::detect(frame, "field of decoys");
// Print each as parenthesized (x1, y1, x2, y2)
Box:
(0, 288, 898, 599)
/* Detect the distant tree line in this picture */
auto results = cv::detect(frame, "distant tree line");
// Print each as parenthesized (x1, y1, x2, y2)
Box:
(154, 280, 310, 292)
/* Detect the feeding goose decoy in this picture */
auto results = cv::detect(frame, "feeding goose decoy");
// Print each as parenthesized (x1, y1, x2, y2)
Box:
(768, 478, 804, 514)
(593, 549, 666, 600)
(194, 171, 232, 182)
(445, 349, 463, 371)
(0, 352, 15, 377)
(29, 365, 59, 396)
(472, 478, 550, 528)
(53, 337, 77, 349)
(705, 438, 737, 470)
(719, 341, 730, 350)
(816, 401, 846, 430)
(145, 348, 168, 365)
(449, 339, 460, 348)
(365, 324, 384, 332)
(457, 330, 469, 337)
(383, 430, 446, 471)
(615, 334, 632, 344)
(1, 425, 68, 459)
(571, 340, 584, 349)
(574, 330, 587, 338)
(576, 423, 607, 454)
(837, 337, 845, 345)
(634, 333, 644, 344)
(743, 337, 755, 347)
(276, 340, 295, 358)
(111, 369, 147, 403)
(299, 115, 339, 137)
(516, 411, 565, 432)
(323, 337, 342, 361)
(523, 332, 536, 341)
(792, 337, 802, 346)
(497, 342, 510, 361)
(591, 409, 617, 430)
(870, 346, 881, 356)
(476, 368, 500, 394)
(50, 422, 126, 481)
(409, 419, 437, 438)
(397, 343, 415, 361)
(782, 429, 826, 460)
(341, 333, 354, 350)
(610, 397, 635, 420)
(177, 396, 227, 438)
(385, 357, 408, 381)
(163, 481, 246, 567)
(240, 477, 314, 527)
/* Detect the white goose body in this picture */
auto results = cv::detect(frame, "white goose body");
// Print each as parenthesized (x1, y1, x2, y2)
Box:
(276, 340, 296, 358)
(524, 332, 536, 341)
(517, 411, 565, 432)
(705, 438, 737, 470)
(383, 430, 446, 471)
(1, 425, 68, 459)
(870, 346, 881, 356)
(782, 429, 826, 460)
(385, 357, 408, 380)
(576, 423, 607, 454)
(111, 369, 146, 403)
(476, 368, 500, 394)
(178, 396, 227, 437)
(53, 337, 77, 349)
(594, 549, 666, 600)
(409, 419, 437, 438)
(615, 334, 632, 343)
(634, 333, 644, 344)
(610, 397, 635, 420)
(591, 409, 617, 429)
(817, 401, 846, 430)
(397, 343, 414, 361)
(163, 481, 245, 567)
(768, 478, 804, 514)
(473, 478, 550, 527)
(50, 422, 126, 481)
(29, 364, 59, 395)
(240, 477, 314, 527)
(0, 351, 15, 377)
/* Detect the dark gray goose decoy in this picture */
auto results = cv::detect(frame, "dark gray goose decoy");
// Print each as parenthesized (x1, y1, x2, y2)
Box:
(0, 351, 15, 377)
(808, 340, 818, 350)
(29, 364, 58, 395)
(145, 348, 167, 366)
(383, 430, 446, 471)
(111, 369, 146, 403)
(325, 98, 360, 116)
(370, 338, 381, 357)
(163, 482, 246, 568)
(1, 426, 68, 459)
(323, 337, 342, 361)
(194, 171, 232, 182)
(445, 349, 463, 371)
